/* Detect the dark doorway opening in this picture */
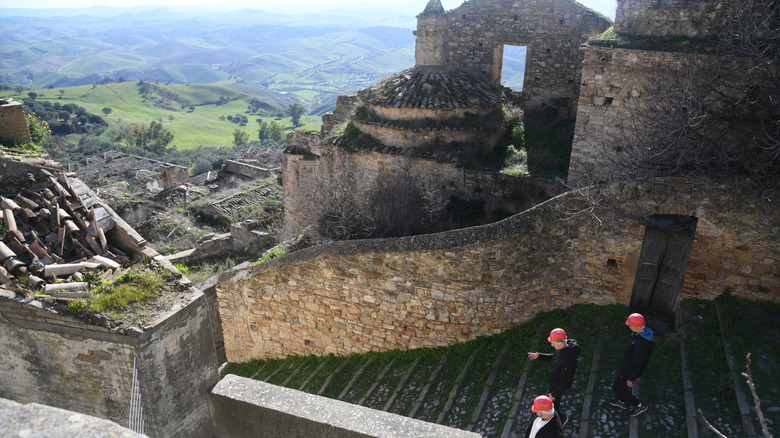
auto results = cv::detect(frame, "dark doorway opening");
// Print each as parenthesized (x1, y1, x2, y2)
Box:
(630, 214, 698, 314)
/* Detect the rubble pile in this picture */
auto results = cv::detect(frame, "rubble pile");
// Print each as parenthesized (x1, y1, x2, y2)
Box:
(0, 169, 131, 302)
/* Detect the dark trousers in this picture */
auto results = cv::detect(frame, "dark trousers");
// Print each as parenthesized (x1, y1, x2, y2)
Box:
(550, 394, 566, 421)
(612, 373, 640, 406)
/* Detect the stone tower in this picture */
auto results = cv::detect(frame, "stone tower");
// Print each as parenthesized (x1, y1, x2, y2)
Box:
(414, 0, 448, 68)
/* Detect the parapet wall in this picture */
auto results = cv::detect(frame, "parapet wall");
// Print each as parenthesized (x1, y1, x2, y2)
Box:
(219, 177, 778, 361)
(0, 98, 32, 145)
(209, 375, 481, 438)
(0, 289, 219, 438)
(615, 0, 741, 37)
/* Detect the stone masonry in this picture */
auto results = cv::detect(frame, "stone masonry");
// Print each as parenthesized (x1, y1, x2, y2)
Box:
(615, 0, 742, 37)
(416, 0, 611, 115)
(219, 177, 777, 362)
(0, 98, 32, 145)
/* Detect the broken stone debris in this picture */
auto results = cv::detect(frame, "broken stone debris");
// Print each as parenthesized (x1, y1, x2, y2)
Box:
(0, 169, 129, 302)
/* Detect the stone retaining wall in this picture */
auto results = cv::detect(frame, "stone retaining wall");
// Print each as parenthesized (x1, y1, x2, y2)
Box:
(220, 177, 777, 361)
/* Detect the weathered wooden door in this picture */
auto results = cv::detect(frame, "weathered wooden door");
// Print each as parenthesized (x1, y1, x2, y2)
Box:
(630, 215, 697, 314)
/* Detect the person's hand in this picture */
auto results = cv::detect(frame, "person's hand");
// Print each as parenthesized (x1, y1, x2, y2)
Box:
(546, 393, 555, 401)
(626, 380, 633, 388)
(528, 352, 539, 360)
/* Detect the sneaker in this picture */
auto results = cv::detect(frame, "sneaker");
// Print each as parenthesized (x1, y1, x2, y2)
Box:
(629, 403, 648, 417)
(609, 399, 629, 410)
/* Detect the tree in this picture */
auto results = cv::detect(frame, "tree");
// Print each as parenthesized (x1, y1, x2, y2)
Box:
(233, 128, 249, 147)
(102, 107, 112, 116)
(121, 121, 173, 155)
(27, 91, 37, 100)
(286, 103, 306, 127)
(258, 120, 284, 141)
(58, 89, 65, 99)
(14, 85, 23, 95)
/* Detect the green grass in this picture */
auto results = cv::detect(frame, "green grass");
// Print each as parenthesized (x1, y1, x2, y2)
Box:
(29, 82, 322, 150)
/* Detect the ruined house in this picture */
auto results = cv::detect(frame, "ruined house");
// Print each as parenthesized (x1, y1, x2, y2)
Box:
(283, 0, 611, 235)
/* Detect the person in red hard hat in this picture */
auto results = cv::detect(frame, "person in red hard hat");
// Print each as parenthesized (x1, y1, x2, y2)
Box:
(528, 328, 580, 427)
(609, 313, 653, 416)
(525, 395, 563, 438)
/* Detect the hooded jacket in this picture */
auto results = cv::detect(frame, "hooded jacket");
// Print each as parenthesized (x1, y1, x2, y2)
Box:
(619, 328, 654, 381)
(538, 338, 580, 400)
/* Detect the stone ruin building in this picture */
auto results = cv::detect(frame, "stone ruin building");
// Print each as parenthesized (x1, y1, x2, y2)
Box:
(2, 0, 778, 437)
(568, 0, 749, 185)
(283, 0, 611, 235)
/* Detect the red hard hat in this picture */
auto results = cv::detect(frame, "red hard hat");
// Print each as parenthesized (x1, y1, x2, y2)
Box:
(548, 328, 567, 342)
(626, 313, 646, 327)
(532, 395, 554, 412)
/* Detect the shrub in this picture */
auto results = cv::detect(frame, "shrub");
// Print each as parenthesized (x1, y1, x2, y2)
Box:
(26, 112, 51, 144)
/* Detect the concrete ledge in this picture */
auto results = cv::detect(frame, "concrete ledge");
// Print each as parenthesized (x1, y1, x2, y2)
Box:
(0, 397, 147, 438)
(210, 375, 481, 438)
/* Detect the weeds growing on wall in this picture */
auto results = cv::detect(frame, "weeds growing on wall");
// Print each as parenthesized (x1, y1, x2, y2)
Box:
(62, 269, 170, 321)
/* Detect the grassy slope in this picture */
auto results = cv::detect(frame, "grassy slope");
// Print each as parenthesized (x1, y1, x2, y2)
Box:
(29, 82, 322, 149)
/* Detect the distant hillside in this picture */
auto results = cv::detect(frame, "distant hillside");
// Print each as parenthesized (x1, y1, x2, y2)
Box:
(22, 81, 320, 149)
(0, 7, 417, 110)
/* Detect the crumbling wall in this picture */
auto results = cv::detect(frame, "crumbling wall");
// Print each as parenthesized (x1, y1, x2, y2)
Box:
(415, 0, 610, 115)
(221, 177, 777, 361)
(0, 98, 32, 145)
(615, 0, 742, 37)
(283, 145, 561, 236)
(0, 289, 220, 438)
(567, 46, 687, 185)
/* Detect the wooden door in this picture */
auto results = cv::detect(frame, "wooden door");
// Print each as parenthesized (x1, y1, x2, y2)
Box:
(630, 216, 697, 314)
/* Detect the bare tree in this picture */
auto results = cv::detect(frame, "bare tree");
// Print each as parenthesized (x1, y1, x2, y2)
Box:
(607, 0, 779, 187)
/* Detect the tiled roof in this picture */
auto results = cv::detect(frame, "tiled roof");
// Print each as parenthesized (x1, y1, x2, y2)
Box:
(366, 69, 501, 110)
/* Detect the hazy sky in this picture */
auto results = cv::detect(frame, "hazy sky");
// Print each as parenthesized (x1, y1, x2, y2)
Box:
(0, 0, 617, 19)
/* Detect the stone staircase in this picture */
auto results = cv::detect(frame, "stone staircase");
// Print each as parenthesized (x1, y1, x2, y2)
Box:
(223, 300, 779, 437)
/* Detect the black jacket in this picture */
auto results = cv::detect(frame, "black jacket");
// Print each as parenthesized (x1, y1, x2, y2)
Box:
(619, 329, 654, 381)
(538, 339, 580, 400)
(524, 410, 564, 438)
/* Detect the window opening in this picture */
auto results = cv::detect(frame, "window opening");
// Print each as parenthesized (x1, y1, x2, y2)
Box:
(500, 45, 527, 90)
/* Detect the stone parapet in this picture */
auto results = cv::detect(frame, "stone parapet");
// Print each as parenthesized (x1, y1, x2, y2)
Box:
(210, 375, 482, 438)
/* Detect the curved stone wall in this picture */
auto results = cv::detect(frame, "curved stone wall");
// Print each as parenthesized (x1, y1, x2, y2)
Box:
(219, 177, 778, 361)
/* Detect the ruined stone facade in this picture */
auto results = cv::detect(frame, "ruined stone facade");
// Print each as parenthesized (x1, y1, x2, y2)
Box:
(220, 177, 778, 361)
(283, 145, 562, 235)
(567, 0, 756, 186)
(415, 0, 610, 114)
(0, 98, 32, 145)
(567, 47, 692, 185)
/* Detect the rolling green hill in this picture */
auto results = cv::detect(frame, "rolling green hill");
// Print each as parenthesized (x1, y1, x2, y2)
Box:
(27, 81, 321, 149)
(0, 9, 418, 108)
